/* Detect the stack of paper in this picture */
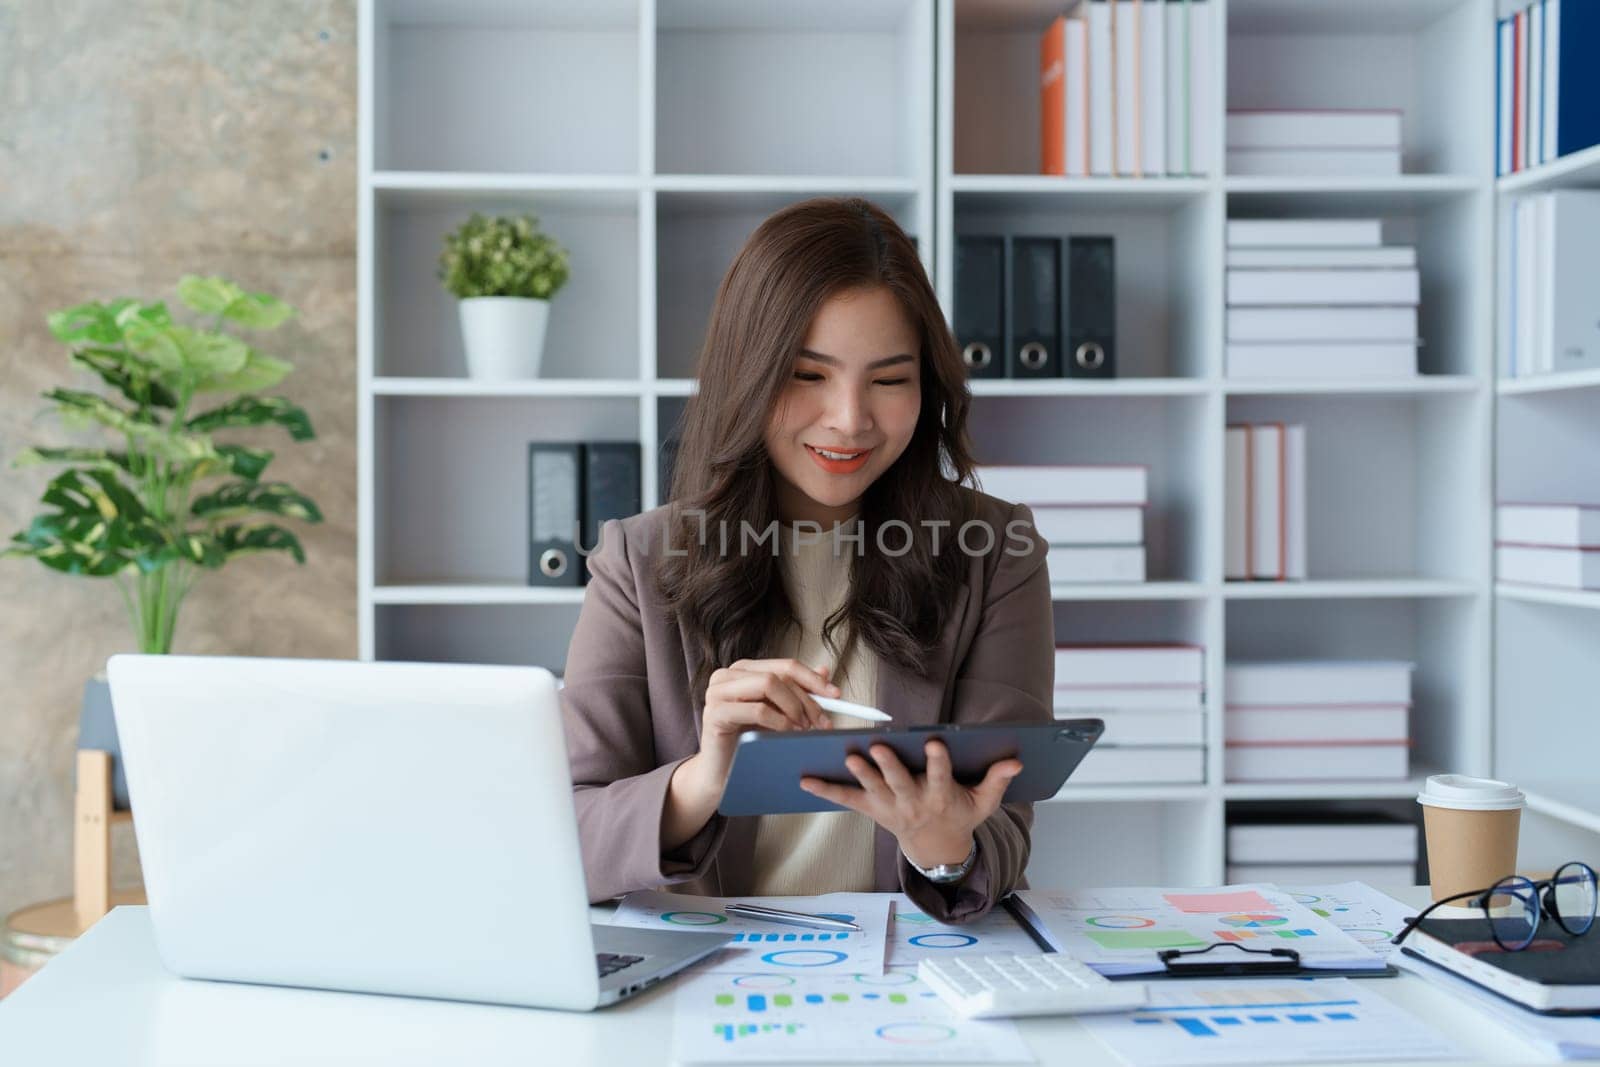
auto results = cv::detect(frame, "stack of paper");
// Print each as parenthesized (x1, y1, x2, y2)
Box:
(1040, 0, 1215, 178)
(1497, 502, 1600, 589)
(977, 464, 1148, 583)
(1501, 191, 1600, 379)
(1055, 644, 1205, 785)
(1226, 818, 1419, 885)
(1224, 423, 1306, 580)
(1226, 219, 1420, 379)
(1224, 661, 1413, 782)
(1227, 109, 1402, 176)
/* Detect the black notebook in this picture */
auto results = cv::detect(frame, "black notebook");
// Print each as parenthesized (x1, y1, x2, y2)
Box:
(1403, 917, 1600, 1014)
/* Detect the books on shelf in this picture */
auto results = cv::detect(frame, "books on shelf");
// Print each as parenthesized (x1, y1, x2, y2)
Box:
(1224, 661, 1413, 783)
(1501, 191, 1600, 379)
(1497, 0, 1600, 176)
(1226, 218, 1420, 379)
(1040, 0, 1214, 178)
(1224, 423, 1306, 581)
(983, 465, 1149, 584)
(1497, 503, 1600, 589)
(1227, 109, 1402, 176)
(1227, 817, 1419, 865)
(1056, 643, 1205, 782)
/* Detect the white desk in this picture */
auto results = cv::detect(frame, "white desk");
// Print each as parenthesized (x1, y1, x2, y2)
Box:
(0, 890, 1549, 1066)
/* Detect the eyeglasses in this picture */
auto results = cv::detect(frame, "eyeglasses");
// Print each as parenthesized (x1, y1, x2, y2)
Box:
(1391, 861, 1598, 952)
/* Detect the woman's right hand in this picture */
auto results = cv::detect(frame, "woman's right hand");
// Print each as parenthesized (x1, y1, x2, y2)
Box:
(687, 658, 842, 798)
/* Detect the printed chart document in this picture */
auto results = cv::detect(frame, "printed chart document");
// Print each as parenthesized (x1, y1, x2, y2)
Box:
(1277, 882, 1421, 962)
(1078, 977, 1460, 1066)
(885, 893, 1042, 968)
(672, 968, 1033, 1065)
(608, 891, 891, 975)
(1011, 885, 1385, 975)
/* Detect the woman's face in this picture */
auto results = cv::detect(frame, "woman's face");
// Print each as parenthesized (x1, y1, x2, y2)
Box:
(764, 285, 922, 526)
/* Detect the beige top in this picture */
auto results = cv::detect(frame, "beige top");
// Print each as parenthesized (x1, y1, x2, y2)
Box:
(747, 523, 879, 896)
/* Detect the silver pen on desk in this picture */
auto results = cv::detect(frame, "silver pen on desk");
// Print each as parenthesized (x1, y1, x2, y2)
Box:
(723, 903, 863, 932)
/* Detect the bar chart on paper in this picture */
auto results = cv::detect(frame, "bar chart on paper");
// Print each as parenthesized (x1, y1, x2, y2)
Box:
(673, 970, 1034, 1064)
(1079, 979, 1461, 1066)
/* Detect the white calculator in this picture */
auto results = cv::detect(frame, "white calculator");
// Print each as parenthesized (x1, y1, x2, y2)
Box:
(917, 952, 1149, 1019)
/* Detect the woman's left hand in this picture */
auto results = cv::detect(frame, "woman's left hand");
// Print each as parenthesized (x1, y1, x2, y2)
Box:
(798, 740, 1022, 869)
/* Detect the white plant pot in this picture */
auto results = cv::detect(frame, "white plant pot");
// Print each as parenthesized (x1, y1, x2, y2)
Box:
(458, 296, 551, 380)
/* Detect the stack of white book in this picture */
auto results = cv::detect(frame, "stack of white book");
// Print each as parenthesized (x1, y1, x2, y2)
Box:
(1225, 815, 1419, 884)
(1056, 644, 1205, 785)
(1224, 423, 1306, 581)
(1227, 109, 1402, 176)
(977, 465, 1148, 583)
(1497, 503, 1600, 589)
(1039, 0, 1216, 179)
(1224, 661, 1413, 782)
(1226, 219, 1421, 380)
(1502, 191, 1600, 378)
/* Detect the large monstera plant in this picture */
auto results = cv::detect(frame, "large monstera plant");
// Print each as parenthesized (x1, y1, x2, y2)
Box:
(4, 275, 323, 654)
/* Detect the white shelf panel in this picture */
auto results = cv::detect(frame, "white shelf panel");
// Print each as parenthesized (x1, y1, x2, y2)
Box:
(651, 174, 919, 195)
(1224, 376, 1479, 396)
(373, 377, 646, 398)
(1223, 579, 1480, 600)
(1224, 175, 1478, 198)
(1498, 143, 1600, 196)
(371, 171, 641, 206)
(951, 175, 1209, 210)
(373, 584, 587, 606)
(1523, 785, 1600, 836)
(1050, 582, 1210, 602)
(1495, 583, 1600, 611)
(1045, 784, 1212, 804)
(969, 378, 1210, 397)
(1222, 768, 1437, 802)
(1497, 368, 1600, 396)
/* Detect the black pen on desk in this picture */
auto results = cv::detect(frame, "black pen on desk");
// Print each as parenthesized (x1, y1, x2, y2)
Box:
(723, 903, 862, 932)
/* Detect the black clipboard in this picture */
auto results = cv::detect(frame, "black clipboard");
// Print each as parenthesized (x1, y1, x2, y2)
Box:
(717, 720, 1102, 817)
(999, 895, 1399, 980)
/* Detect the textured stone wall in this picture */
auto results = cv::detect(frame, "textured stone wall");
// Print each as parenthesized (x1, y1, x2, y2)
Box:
(0, 1, 358, 923)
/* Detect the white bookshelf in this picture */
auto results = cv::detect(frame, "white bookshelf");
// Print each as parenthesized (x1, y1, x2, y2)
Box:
(359, 0, 1595, 888)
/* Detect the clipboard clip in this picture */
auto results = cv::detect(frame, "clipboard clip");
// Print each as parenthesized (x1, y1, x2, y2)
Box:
(1157, 942, 1302, 976)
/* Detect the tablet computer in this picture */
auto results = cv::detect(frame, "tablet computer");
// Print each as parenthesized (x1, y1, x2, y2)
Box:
(717, 719, 1104, 816)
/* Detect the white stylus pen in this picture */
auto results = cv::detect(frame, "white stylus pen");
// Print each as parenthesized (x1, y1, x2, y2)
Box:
(813, 695, 892, 722)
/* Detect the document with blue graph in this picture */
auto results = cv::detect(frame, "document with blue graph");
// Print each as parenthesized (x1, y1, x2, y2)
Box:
(885, 893, 1042, 967)
(1078, 978, 1460, 1065)
(671, 968, 1033, 1064)
(1011, 885, 1385, 975)
(607, 891, 892, 975)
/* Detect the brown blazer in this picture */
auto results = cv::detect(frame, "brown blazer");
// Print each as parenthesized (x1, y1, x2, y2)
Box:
(557, 489, 1055, 923)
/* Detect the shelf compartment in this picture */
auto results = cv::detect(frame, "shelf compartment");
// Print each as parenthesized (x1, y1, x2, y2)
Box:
(374, 395, 639, 587)
(953, 193, 1217, 378)
(654, 190, 923, 379)
(1225, 393, 1487, 583)
(968, 394, 1212, 583)
(375, 603, 582, 672)
(1027, 799, 1221, 886)
(372, 0, 641, 175)
(1497, 389, 1600, 505)
(655, 0, 931, 178)
(375, 189, 641, 380)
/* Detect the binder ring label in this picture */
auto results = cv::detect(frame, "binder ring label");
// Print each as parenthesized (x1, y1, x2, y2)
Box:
(539, 548, 569, 578)
(1074, 341, 1106, 370)
(962, 341, 992, 369)
(1019, 342, 1049, 370)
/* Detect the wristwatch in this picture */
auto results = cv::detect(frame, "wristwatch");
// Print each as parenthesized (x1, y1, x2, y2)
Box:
(904, 839, 978, 884)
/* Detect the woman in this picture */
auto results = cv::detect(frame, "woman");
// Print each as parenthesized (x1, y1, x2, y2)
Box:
(559, 197, 1053, 923)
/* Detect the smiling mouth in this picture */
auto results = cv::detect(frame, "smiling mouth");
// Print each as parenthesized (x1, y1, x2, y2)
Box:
(805, 444, 874, 473)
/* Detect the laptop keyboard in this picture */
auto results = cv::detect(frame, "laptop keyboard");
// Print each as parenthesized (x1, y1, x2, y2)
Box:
(596, 952, 646, 978)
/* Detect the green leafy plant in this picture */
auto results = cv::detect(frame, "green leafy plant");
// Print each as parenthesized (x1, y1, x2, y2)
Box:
(4, 276, 323, 654)
(438, 212, 571, 300)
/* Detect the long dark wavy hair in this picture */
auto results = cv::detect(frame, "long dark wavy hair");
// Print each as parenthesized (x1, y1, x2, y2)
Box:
(655, 197, 979, 702)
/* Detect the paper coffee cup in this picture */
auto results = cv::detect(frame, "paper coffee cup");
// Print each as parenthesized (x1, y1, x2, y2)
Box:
(1417, 774, 1525, 903)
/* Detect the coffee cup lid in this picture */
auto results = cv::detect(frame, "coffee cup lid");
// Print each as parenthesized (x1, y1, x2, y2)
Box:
(1417, 774, 1525, 811)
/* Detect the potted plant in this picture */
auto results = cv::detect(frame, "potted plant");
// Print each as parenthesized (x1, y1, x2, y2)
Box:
(439, 212, 571, 380)
(3, 275, 323, 807)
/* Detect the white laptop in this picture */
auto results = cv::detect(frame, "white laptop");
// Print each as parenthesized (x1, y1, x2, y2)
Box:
(106, 654, 730, 1010)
